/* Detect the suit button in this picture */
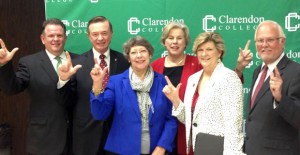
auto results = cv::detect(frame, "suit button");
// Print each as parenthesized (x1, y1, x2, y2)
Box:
(193, 123, 197, 127)
(149, 123, 153, 127)
(248, 117, 252, 121)
(246, 136, 249, 140)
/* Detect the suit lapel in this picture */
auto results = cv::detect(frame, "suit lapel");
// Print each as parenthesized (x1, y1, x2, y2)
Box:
(83, 50, 95, 71)
(276, 55, 288, 77)
(191, 71, 203, 121)
(248, 66, 262, 112)
(39, 51, 58, 82)
(249, 55, 289, 112)
(251, 76, 270, 110)
(148, 73, 158, 121)
(109, 49, 119, 75)
(193, 63, 223, 120)
(122, 70, 141, 119)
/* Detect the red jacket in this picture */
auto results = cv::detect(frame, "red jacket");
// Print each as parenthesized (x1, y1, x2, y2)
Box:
(151, 55, 202, 154)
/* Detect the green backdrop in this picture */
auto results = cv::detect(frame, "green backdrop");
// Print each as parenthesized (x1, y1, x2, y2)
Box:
(46, 0, 300, 112)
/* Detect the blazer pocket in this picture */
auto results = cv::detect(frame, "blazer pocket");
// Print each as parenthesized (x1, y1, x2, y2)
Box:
(28, 118, 48, 141)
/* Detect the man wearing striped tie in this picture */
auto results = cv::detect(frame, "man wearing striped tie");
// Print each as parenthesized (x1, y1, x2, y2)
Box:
(0, 18, 77, 155)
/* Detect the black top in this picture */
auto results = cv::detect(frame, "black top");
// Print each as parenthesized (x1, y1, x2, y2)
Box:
(163, 66, 184, 86)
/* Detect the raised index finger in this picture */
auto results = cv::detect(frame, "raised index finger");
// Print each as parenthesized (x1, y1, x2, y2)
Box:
(164, 76, 174, 86)
(244, 40, 251, 51)
(274, 67, 282, 78)
(65, 51, 72, 63)
(0, 39, 7, 50)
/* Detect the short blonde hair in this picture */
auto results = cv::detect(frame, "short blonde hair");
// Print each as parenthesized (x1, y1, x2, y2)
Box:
(160, 22, 190, 47)
(192, 32, 225, 60)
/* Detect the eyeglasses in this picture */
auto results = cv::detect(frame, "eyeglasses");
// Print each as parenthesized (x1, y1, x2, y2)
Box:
(129, 49, 148, 56)
(255, 37, 282, 45)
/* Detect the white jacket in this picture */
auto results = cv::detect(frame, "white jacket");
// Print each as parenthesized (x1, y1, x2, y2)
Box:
(173, 62, 245, 155)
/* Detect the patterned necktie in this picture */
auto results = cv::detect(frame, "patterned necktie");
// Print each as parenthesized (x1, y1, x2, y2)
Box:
(251, 65, 268, 108)
(99, 54, 109, 88)
(54, 56, 62, 75)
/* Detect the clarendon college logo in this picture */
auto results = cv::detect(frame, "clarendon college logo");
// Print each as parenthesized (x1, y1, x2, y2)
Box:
(61, 19, 88, 36)
(128, 17, 140, 35)
(285, 12, 300, 32)
(202, 15, 264, 32)
(61, 20, 71, 36)
(127, 17, 185, 35)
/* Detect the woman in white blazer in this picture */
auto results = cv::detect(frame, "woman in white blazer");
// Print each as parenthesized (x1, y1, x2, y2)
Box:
(163, 32, 245, 155)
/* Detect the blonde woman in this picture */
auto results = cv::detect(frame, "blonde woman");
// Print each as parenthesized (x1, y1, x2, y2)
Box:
(163, 32, 245, 155)
(152, 22, 251, 155)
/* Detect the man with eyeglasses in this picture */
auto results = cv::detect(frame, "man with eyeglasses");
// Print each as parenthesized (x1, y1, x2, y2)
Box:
(255, 37, 282, 45)
(244, 20, 300, 155)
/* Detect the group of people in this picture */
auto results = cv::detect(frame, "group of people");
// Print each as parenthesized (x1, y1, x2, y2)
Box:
(0, 15, 299, 155)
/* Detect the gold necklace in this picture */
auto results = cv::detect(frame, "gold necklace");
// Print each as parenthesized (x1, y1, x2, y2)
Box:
(167, 54, 186, 65)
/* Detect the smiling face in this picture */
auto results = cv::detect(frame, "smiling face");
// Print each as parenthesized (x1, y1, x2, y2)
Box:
(196, 41, 221, 70)
(88, 21, 112, 54)
(255, 22, 285, 64)
(164, 28, 186, 56)
(128, 45, 151, 74)
(41, 24, 66, 56)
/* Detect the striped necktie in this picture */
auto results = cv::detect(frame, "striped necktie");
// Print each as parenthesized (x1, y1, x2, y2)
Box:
(54, 56, 62, 75)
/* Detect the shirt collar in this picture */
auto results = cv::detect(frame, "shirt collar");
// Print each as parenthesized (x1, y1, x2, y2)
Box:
(93, 48, 110, 60)
(45, 49, 66, 61)
(262, 52, 284, 71)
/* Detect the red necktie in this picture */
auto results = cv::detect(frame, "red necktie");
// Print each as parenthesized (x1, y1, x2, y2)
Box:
(99, 54, 109, 88)
(251, 66, 268, 108)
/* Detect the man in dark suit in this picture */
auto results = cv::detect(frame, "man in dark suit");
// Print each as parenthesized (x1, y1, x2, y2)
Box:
(245, 20, 300, 155)
(0, 18, 78, 155)
(59, 16, 130, 155)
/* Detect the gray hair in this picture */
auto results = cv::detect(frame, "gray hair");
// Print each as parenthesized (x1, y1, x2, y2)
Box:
(123, 36, 154, 60)
(254, 20, 286, 39)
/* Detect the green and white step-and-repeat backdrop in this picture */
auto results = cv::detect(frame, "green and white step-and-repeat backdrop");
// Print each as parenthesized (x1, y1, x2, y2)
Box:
(45, 0, 300, 109)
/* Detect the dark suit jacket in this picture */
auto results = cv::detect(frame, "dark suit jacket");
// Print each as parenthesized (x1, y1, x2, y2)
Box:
(245, 55, 300, 155)
(69, 49, 130, 155)
(0, 51, 77, 155)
